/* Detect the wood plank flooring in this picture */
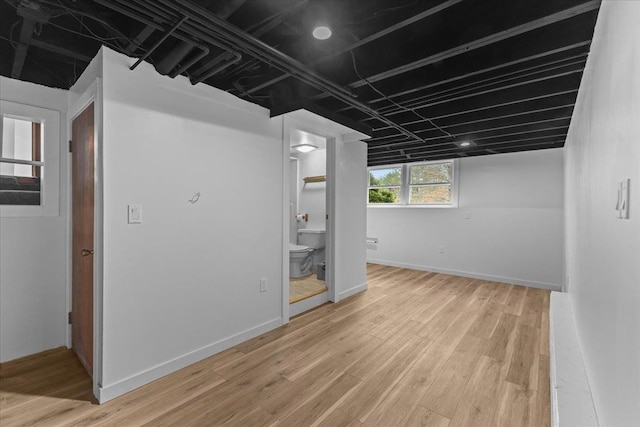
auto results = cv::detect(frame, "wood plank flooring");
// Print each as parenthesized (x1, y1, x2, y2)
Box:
(289, 275, 327, 304)
(0, 264, 550, 426)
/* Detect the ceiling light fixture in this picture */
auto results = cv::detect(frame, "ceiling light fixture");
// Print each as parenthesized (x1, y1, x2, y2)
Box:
(312, 25, 332, 40)
(292, 143, 319, 153)
(454, 140, 476, 148)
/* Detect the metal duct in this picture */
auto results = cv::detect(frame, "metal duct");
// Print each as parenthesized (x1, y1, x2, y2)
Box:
(141, 0, 424, 142)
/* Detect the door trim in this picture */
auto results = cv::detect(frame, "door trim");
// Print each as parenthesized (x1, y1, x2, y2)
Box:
(67, 78, 103, 400)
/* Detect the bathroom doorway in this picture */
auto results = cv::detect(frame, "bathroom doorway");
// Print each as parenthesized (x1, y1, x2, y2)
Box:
(288, 129, 329, 316)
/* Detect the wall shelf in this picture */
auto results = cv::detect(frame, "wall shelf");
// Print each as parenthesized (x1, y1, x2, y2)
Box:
(303, 175, 326, 183)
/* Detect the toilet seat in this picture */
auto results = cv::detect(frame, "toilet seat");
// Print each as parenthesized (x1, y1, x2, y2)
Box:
(289, 243, 311, 253)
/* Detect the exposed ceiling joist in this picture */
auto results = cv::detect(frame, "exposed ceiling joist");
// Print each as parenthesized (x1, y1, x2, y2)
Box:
(242, 0, 464, 96)
(0, 0, 600, 165)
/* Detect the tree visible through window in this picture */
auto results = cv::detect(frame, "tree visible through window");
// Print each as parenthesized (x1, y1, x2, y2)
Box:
(368, 160, 456, 206)
(368, 167, 401, 204)
(409, 162, 452, 204)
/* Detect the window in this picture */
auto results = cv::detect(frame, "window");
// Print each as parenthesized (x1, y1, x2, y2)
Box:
(368, 167, 401, 204)
(1, 100, 60, 216)
(1, 117, 43, 205)
(368, 160, 457, 206)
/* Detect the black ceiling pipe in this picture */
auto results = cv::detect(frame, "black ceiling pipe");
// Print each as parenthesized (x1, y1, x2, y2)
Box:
(146, 0, 426, 142)
(130, 15, 187, 70)
(155, 0, 246, 76)
(190, 54, 242, 85)
(96, 0, 235, 77)
(242, 0, 464, 96)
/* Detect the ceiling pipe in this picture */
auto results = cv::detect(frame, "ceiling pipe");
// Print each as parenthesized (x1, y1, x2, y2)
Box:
(312, 1, 601, 102)
(242, 0, 463, 96)
(372, 60, 586, 116)
(96, 0, 236, 79)
(130, 15, 188, 70)
(111, 0, 241, 80)
(368, 125, 570, 153)
(334, 41, 591, 114)
(11, 3, 50, 79)
(148, 0, 425, 142)
(192, 0, 307, 85)
(156, 0, 246, 77)
(360, 69, 584, 123)
(372, 89, 579, 132)
(190, 54, 242, 85)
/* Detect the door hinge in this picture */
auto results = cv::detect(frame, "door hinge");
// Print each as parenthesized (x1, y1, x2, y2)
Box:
(68, 140, 72, 153)
(68, 312, 72, 324)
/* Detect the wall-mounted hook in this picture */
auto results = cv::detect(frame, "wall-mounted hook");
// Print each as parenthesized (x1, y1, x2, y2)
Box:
(188, 192, 201, 204)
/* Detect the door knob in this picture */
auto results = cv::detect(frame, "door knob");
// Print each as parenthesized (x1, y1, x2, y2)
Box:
(81, 249, 94, 256)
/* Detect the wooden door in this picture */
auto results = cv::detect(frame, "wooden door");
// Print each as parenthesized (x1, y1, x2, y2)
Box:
(71, 102, 94, 376)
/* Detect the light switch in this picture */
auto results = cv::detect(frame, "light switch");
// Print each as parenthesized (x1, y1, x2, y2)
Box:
(128, 204, 142, 224)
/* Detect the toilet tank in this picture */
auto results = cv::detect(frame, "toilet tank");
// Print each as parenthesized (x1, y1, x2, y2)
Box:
(298, 229, 326, 249)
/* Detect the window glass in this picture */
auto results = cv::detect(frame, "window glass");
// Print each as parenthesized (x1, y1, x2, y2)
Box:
(410, 185, 451, 204)
(410, 162, 451, 185)
(1, 117, 43, 205)
(367, 160, 457, 207)
(368, 167, 401, 204)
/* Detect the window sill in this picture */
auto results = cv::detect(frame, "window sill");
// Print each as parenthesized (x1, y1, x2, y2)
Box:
(367, 204, 457, 209)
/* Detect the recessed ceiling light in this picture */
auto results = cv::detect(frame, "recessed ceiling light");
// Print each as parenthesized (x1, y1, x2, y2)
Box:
(455, 140, 476, 148)
(312, 25, 332, 40)
(292, 143, 319, 153)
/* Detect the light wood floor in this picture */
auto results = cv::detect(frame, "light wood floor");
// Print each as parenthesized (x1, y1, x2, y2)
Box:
(0, 264, 550, 426)
(289, 275, 327, 303)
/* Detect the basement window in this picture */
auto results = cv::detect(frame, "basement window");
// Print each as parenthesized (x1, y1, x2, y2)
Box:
(1, 117, 43, 205)
(1, 101, 60, 216)
(368, 160, 458, 207)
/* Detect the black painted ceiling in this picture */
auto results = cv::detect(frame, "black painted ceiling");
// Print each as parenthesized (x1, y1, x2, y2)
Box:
(0, 0, 600, 165)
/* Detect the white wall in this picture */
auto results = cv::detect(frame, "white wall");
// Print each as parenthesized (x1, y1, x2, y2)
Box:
(368, 148, 564, 290)
(296, 148, 326, 230)
(331, 137, 368, 300)
(0, 77, 68, 362)
(564, 2, 640, 425)
(97, 48, 284, 400)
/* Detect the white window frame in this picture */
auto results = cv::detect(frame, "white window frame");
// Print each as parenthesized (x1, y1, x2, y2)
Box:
(368, 159, 459, 207)
(368, 164, 403, 205)
(1, 100, 60, 217)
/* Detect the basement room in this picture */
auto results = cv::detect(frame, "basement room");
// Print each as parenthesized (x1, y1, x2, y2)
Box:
(0, 1, 638, 426)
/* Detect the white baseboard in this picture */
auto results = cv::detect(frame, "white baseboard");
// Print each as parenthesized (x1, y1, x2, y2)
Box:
(290, 291, 328, 317)
(367, 258, 561, 291)
(338, 282, 368, 301)
(549, 292, 598, 427)
(97, 317, 283, 403)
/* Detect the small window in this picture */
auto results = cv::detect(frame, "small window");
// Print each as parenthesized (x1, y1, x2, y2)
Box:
(1, 100, 60, 217)
(409, 162, 452, 205)
(367, 160, 457, 207)
(1, 117, 43, 205)
(368, 166, 402, 204)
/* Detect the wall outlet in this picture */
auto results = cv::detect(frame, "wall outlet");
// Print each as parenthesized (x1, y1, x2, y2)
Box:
(465, 211, 471, 219)
(260, 278, 267, 292)
(439, 245, 445, 253)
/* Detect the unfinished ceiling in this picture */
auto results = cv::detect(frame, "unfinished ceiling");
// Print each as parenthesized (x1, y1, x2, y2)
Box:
(0, 0, 600, 165)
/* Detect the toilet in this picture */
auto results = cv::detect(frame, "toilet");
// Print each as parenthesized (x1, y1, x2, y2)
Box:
(289, 229, 326, 278)
(289, 243, 314, 278)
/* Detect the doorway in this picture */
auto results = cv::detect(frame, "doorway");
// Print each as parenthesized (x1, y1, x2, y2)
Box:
(71, 102, 94, 376)
(288, 129, 329, 316)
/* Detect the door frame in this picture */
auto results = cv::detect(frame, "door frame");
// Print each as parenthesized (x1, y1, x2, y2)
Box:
(281, 114, 339, 324)
(67, 78, 103, 399)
